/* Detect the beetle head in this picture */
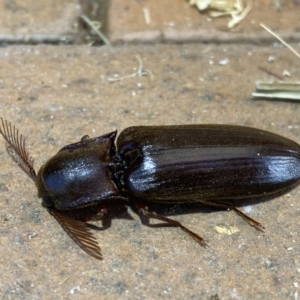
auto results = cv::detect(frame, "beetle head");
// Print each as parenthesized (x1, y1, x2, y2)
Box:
(36, 131, 121, 210)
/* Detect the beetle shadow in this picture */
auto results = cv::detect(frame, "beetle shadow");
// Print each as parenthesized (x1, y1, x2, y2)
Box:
(85, 182, 299, 232)
(127, 182, 300, 230)
(228, 182, 300, 208)
(60, 199, 135, 232)
(85, 199, 135, 232)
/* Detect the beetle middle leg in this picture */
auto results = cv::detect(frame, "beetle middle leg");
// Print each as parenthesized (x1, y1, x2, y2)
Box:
(135, 202, 208, 247)
(200, 200, 265, 231)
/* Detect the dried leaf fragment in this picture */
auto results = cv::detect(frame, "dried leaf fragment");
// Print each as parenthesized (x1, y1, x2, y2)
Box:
(252, 81, 300, 101)
(215, 225, 240, 235)
(189, 0, 253, 28)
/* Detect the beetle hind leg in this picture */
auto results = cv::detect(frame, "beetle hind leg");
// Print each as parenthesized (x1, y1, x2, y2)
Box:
(135, 202, 208, 247)
(200, 200, 265, 232)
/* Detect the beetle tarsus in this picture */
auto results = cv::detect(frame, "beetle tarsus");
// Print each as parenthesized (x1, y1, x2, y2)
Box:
(232, 207, 265, 232)
(200, 200, 265, 232)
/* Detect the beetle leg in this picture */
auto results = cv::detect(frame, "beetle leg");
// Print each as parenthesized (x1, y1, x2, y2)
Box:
(88, 203, 108, 221)
(200, 200, 265, 231)
(48, 208, 103, 260)
(135, 202, 208, 247)
(80, 135, 90, 141)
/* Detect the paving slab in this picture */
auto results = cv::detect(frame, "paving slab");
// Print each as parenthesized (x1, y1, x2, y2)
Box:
(107, 0, 300, 44)
(0, 0, 81, 44)
(0, 44, 300, 299)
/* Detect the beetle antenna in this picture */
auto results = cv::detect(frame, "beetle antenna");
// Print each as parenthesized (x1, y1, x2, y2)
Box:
(48, 208, 103, 260)
(0, 118, 36, 180)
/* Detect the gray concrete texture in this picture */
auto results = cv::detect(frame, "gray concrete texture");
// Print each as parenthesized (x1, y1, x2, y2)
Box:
(0, 1, 300, 300)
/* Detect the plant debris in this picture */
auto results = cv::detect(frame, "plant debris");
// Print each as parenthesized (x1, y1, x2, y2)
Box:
(189, 0, 253, 28)
(252, 82, 300, 101)
(107, 56, 153, 82)
(252, 24, 300, 101)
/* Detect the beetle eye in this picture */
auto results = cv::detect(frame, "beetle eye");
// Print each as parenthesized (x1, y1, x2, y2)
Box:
(42, 196, 54, 207)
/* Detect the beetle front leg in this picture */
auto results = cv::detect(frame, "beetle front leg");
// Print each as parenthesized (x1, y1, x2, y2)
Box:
(82, 203, 108, 222)
(135, 202, 208, 247)
(200, 200, 265, 231)
(89, 203, 108, 221)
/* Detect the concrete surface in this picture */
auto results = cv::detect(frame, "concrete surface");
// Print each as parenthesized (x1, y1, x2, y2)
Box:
(0, 0, 80, 43)
(0, 44, 300, 299)
(0, 1, 300, 300)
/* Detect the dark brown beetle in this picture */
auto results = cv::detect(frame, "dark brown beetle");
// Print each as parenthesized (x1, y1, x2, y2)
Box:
(1, 118, 300, 259)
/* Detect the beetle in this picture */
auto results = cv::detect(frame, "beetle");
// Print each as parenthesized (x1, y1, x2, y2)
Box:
(1, 118, 300, 259)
